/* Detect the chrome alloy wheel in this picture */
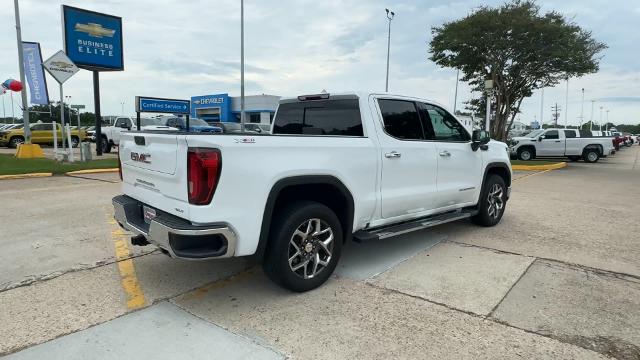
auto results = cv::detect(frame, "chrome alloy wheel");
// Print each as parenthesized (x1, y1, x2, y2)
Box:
(587, 151, 598, 162)
(486, 183, 505, 219)
(288, 218, 334, 279)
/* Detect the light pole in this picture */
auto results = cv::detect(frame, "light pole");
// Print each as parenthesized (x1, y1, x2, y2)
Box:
(590, 100, 595, 131)
(580, 88, 585, 127)
(484, 79, 494, 133)
(453, 69, 459, 113)
(240, 0, 245, 132)
(385, 8, 395, 92)
(564, 77, 569, 128)
(539, 88, 545, 129)
(120, 101, 125, 116)
(13, 0, 31, 143)
(606, 109, 610, 129)
(599, 106, 603, 131)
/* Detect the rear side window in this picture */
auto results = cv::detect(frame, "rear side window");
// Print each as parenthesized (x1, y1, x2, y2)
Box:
(579, 130, 592, 138)
(564, 130, 576, 138)
(378, 99, 424, 140)
(273, 99, 363, 136)
(544, 130, 559, 139)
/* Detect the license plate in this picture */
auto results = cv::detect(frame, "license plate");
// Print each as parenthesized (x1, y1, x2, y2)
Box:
(143, 206, 157, 224)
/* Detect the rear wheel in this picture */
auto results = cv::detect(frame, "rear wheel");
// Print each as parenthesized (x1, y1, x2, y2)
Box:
(100, 137, 112, 153)
(517, 147, 533, 161)
(583, 148, 600, 163)
(263, 201, 343, 292)
(472, 175, 507, 227)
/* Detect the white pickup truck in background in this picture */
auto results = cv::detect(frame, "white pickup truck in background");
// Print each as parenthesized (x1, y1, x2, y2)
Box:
(113, 92, 512, 292)
(509, 128, 615, 162)
(100, 117, 176, 153)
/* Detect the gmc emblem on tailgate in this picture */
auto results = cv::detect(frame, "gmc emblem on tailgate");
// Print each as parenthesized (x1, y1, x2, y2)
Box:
(130, 152, 151, 164)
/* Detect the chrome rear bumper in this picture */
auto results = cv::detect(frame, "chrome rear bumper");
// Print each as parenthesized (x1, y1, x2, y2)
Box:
(113, 195, 236, 259)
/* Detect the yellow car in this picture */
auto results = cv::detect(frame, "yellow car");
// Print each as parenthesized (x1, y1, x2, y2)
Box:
(0, 123, 87, 148)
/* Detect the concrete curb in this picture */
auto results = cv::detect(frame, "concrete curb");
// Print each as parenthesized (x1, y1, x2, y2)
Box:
(511, 162, 567, 171)
(65, 168, 119, 175)
(0, 172, 53, 180)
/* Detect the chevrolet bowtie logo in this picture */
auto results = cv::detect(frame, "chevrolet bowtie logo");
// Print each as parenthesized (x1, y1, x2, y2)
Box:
(74, 22, 115, 38)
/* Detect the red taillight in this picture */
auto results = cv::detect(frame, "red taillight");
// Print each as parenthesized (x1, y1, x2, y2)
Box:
(187, 148, 222, 205)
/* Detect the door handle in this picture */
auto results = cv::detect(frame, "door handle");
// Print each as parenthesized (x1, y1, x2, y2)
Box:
(439, 150, 451, 157)
(385, 151, 401, 158)
(555, 140, 561, 143)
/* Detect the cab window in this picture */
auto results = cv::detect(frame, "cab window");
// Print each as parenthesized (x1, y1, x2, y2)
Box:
(378, 99, 424, 140)
(544, 130, 559, 140)
(419, 103, 469, 141)
(564, 130, 576, 138)
(115, 118, 130, 128)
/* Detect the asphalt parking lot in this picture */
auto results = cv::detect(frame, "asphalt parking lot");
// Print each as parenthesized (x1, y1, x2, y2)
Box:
(1, 146, 639, 359)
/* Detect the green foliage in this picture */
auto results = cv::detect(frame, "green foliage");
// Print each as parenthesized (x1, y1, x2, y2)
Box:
(429, 0, 607, 141)
(0, 154, 118, 175)
(27, 103, 98, 127)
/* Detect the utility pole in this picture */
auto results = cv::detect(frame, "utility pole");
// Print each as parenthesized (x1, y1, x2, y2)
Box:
(551, 103, 561, 127)
(240, 0, 245, 132)
(13, 0, 31, 143)
(120, 101, 125, 116)
(599, 106, 603, 131)
(385, 8, 395, 92)
(606, 109, 610, 130)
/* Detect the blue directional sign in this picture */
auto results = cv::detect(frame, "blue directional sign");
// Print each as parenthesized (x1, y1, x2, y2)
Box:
(136, 96, 191, 115)
(62, 5, 123, 71)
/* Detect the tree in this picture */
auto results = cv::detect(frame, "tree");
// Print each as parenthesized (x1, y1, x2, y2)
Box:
(429, 0, 607, 141)
(27, 103, 97, 126)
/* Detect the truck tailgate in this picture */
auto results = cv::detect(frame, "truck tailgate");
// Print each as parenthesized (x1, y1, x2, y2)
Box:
(119, 132, 190, 218)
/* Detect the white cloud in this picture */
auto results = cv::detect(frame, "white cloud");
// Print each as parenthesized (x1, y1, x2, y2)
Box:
(0, 0, 637, 125)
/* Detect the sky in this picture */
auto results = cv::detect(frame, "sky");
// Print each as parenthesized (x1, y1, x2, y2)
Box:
(0, 0, 639, 126)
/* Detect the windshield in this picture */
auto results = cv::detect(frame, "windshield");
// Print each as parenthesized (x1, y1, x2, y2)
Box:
(140, 118, 161, 126)
(189, 118, 209, 127)
(524, 130, 544, 138)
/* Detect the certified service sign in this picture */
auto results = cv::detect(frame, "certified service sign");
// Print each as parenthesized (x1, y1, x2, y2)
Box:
(62, 5, 123, 71)
(43, 50, 80, 84)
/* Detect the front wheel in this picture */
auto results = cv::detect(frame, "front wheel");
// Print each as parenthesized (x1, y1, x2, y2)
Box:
(263, 201, 343, 292)
(472, 175, 507, 227)
(517, 147, 533, 161)
(100, 137, 112, 153)
(9, 136, 24, 149)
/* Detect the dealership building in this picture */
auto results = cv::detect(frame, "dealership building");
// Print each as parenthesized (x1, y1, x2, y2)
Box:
(190, 93, 280, 124)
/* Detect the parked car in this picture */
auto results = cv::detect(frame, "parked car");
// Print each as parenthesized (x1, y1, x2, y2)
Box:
(243, 123, 271, 134)
(208, 121, 243, 134)
(156, 116, 222, 133)
(85, 126, 96, 142)
(0, 123, 86, 148)
(100, 117, 176, 153)
(509, 128, 615, 162)
(113, 92, 512, 292)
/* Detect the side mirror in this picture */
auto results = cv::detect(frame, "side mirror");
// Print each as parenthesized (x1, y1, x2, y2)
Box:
(538, 136, 544, 142)
(471, 130, 490, 151)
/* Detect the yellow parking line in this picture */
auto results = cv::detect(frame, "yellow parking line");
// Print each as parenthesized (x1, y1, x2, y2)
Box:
(108, 215, 147, 309)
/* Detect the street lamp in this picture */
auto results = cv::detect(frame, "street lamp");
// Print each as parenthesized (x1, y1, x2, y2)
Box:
(606, 109, 610, 129)
(240, 0, 245, 132)
(590, 100, 595, 131)
(120, 101, 125, 116)
(385, 8, 395, 92)
(599, 106, 603, 131)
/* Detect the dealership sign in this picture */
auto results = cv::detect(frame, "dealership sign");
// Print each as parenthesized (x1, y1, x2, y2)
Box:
(21, 42, 49, 105)
(62, 5, 123, 71)
(136, 96, 190, 115)
(43, 50, 80, 84)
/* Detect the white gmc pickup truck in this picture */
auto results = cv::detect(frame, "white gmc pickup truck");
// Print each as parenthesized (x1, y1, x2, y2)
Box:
(113, 92, 512, 291)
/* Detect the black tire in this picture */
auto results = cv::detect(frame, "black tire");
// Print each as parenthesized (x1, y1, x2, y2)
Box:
(263, 201, 343, 292)
(517, 147, 534, 161)
(583, 148, 600, 163)
(8, 136, 24, 149)
(70, 136, 80, 148)
(100, 137, 112, 153)
(472, 175, 507, 227)
(568, 156, 580, 162)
